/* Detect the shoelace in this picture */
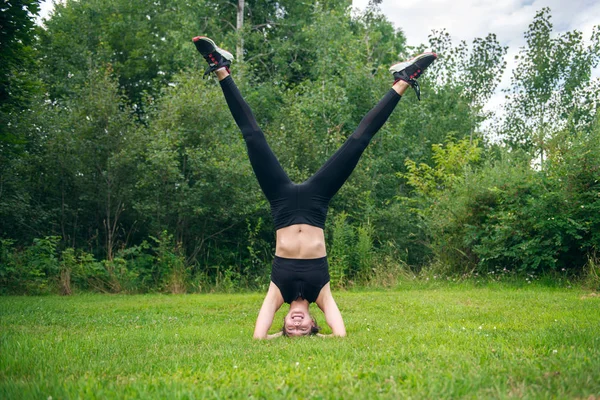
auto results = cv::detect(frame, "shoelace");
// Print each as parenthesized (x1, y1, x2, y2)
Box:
(394, 69, 422, 101)
(202, 52, 231, 78)
(202, 56, 218, 78)
(202, 53, 218, 78)
(409, 79, 421, 101)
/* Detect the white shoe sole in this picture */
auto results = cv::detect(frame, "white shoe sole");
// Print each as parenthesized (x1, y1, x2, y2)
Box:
(195, 36, 234, 61)
(218, 47, 234, 61)
(389, 52, 435, 73)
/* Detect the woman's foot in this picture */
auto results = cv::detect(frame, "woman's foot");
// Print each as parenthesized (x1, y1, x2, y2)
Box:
(389, 52, 437, 100)
(192, 36, 234, 77)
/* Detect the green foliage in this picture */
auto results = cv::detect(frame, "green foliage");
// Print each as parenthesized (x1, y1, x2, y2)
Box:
(502, 8, 600, 163)
(134, 70, 265, 272)
(58, 247, 105, 294)
(403, 137, 483, 200)
(450, 157, 559, 273)
(114, 241, 154, 290)
(328, 210, 384, 287)
(2, 1, 599, 293)
(328, 212, 354, 287)
(355, 222, 374, 280)
(58, 247, 76, 295)
(371, 200, 431, 268)
(100, 258, 137, 293)
(545, 125, 600, 263)
(150, 231, 189, 294)
(0, 0, 42, 142)
(402, 138, 484, 272)
(244, 218, 271, 286)
(418, 124, 600, 275)
(39, 0, 201, 103)
(0, 236, 60, 294)
(0, 239, 19, 294)
(0, 1, 44, 235)
(428, 29, 507, 108)
(583, 253, 600, 290)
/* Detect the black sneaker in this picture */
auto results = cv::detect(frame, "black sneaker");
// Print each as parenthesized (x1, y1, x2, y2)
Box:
(192, 36, 234, 77)
(389, 52, 437, 100)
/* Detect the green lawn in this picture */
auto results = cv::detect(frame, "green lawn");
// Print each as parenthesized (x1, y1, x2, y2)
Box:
(1, 284, 599, 399)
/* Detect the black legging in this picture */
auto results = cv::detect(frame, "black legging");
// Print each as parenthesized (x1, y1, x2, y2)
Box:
(219, 76, 400, 227)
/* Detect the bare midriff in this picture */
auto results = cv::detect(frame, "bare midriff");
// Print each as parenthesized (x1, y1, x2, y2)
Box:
(275, 224, 326, 259)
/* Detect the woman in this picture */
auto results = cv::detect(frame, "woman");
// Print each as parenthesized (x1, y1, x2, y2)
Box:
(193, 36, 436, 339)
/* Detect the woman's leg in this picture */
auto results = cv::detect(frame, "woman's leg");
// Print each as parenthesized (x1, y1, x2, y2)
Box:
(304, 81, 409, 199)
(217, 71, 291, 200)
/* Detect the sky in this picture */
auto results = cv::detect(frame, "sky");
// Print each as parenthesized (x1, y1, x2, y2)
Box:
(352, 0, 600, 114)
(38, 0, 600, 115)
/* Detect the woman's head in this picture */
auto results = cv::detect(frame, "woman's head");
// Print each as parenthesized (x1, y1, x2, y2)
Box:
(282, 309, 320, 337)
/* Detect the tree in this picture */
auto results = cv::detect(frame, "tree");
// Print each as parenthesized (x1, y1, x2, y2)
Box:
(427, 29, 507, 143)
(0, 0, 42, 173)
(133, 70, 266, 267)
(31, 67, 139, 259)
(0, 0, 44, 246)
(236, 0, 245, 62)
(39, 0, 207, 105)
(502, 8, 600, 168)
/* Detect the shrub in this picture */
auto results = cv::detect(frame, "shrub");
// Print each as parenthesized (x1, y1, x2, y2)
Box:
(403, 125, 600, 277)
(424, 128, 599, 275)
(328, 212, 354, 287)
(116, 241, 154, 291)
(151, 231, 189, 293)
(0, 239, 19, 294)
(0, 236, 61, 294)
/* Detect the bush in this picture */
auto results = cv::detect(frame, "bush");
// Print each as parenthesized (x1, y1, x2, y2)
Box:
(326, 211, 403, 287)
(115, 241, 154, 291)
(328, 212, 354, 287)
(434, 155, 558, 273)
(422, 127, 600, 275)
(151, 231, 189, 294)
(0, 236, 60, 294)
(372, 200, 432, 269)
(582, 253, 600, 290)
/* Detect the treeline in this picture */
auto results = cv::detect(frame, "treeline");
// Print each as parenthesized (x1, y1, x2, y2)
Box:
(1, 1, 599, 294)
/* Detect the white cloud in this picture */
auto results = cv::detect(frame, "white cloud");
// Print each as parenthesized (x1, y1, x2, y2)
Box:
(353, 0, 600, 117)
(354, 0, 599, 48)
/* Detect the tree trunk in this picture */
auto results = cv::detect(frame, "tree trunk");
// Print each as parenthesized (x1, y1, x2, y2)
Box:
(236, 0, 245, 62)
(105, 184, 113, 261)
(539, 109, 545, 170)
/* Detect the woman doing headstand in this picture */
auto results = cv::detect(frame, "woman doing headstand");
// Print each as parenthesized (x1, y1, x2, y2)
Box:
(193, 36, 436, 339)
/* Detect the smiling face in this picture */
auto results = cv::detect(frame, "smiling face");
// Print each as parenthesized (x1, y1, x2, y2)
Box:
(283, 309, 315, 337)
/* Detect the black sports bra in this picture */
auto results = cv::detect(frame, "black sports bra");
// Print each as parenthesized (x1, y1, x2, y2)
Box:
(270, 256, 330, 303)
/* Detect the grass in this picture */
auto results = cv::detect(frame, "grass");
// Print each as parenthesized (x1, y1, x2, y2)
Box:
(1, 283, 599, 399)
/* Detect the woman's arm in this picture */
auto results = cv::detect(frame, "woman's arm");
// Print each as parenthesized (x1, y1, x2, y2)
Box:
(253, 282, 284, 339)
(316, 283, 346, 337)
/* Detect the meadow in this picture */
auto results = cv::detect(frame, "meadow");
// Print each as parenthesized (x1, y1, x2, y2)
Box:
(1, 283, 599, 399)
